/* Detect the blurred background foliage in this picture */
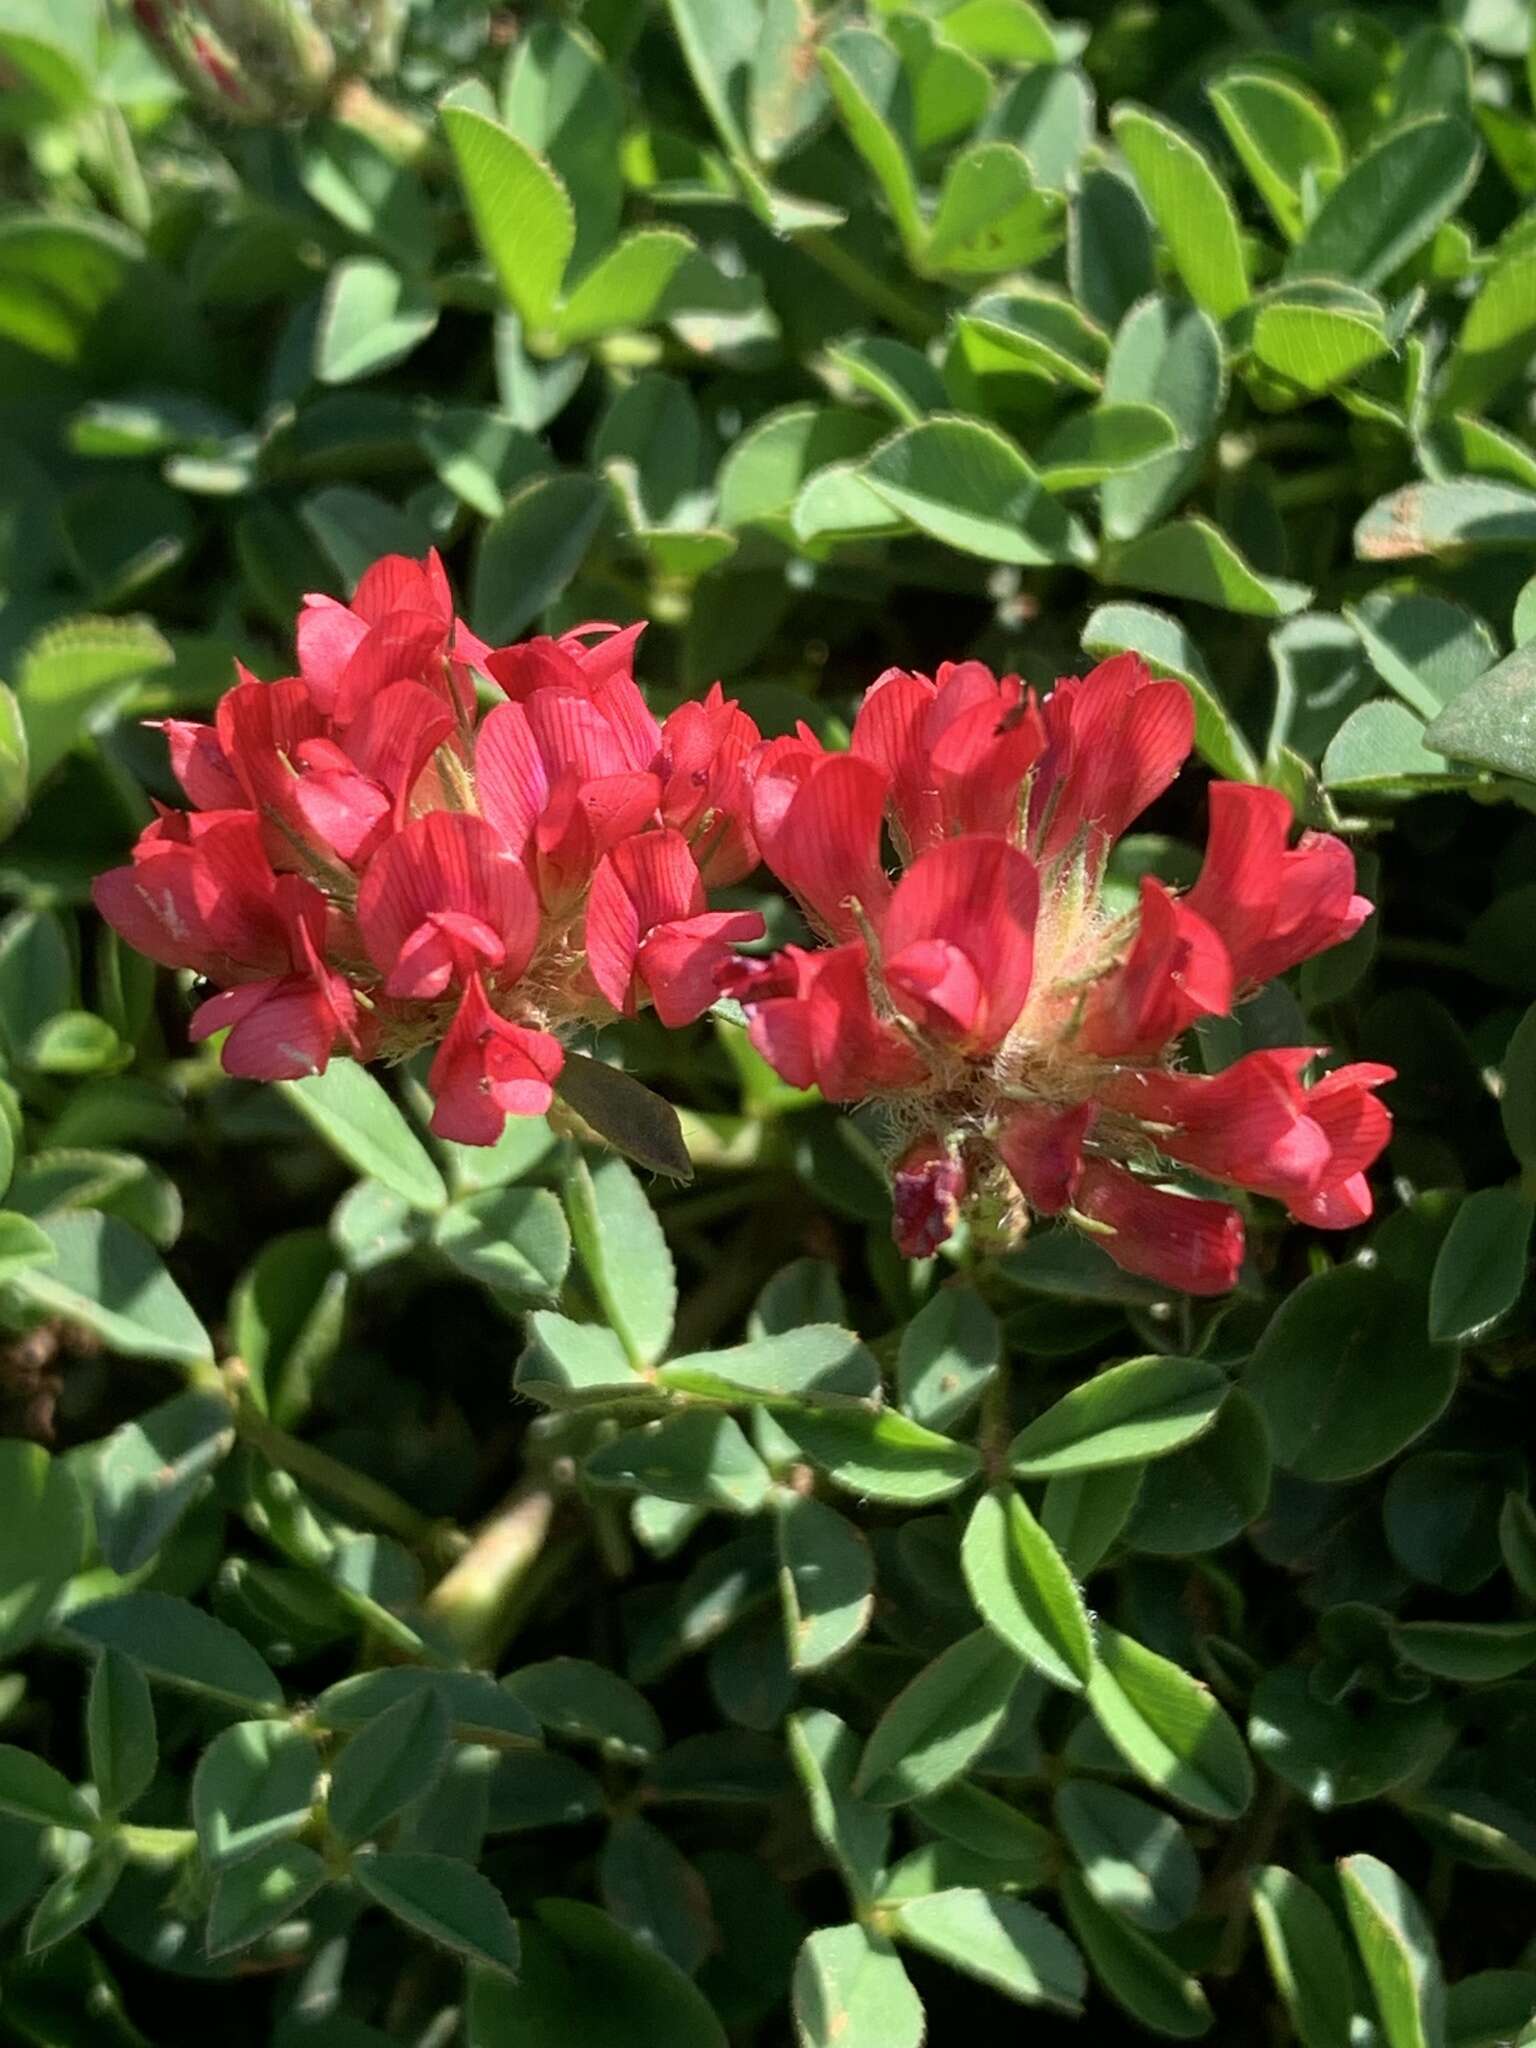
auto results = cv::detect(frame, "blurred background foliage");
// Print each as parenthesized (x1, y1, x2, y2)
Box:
(2, 0, 1536, 2043)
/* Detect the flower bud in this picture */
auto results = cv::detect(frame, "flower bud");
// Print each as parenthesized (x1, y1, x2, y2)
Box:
(131, 0, 335, 123)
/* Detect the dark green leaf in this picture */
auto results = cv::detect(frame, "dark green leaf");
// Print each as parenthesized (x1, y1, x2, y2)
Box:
(328, 1690, 451, 1847)
(1244, 1265, 1458, 1481)
(193, 1721, 322, 1871)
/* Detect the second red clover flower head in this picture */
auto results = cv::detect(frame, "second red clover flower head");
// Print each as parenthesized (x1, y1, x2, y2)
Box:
(727, 653, 1392, 1294)
(93, 552, 764, 1143)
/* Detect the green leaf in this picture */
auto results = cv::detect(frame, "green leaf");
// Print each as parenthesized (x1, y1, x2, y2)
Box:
(787, 1708, 891, 1907)
(313, 1669, 540, 1750)
(1500, 1490, 1536, 1600)
(1429, 1187, 1533, 1341)
(773, 1407, 981, 1504)
(1501, 1004, 1536, 1169)
(1357, 479, 1536, 560)
(1322, 701, 1460, 797)
(1042, 1465, 1143, 1577)
(564, 1153, 676, 1367)
(1338, 1854, 1445, 2048)
(327, 1690, 450, 1849)
(854, 1629, 1020, 1806)
(1289, 115, 1481, 291)
(355, 1851, 520, 1977)
(193, 1720, 322, 1871)
(923, 144, 1063, 276)
(504, 1658, 662, 1763)
(16, 615, 173, 789)
(515, 1310, 655, 1408)
(1248, 1865, 1357, 2048)
(0, 682, 28, 840)
(231, 1228, 347, 1428)
(0, 1441, 85, 1659)
(554, 230, 708, 345)
(433, 1186, 571, 1307)
(717, 404, 884, 533)
(1100, 297, 1226, 541)
(793, 1924, 923, 2048)
(661, 1326, 879, 1406)
(25, 1839, 124, 1955)
(300, 486, 432, 590)
(468, 1895, 729, 2047)
(1393, 1618, 1536, 1683)
(776, 1494, 874, 1673)
(824, 335, 949, 427)
(282, 1062, 447, 1213)
(1009, 1355, 1228, 1477)
(1086, 1624, 1254, 1820)
(1055, 1781, 1200, 1933)
(1209, 68, 1344, 243)
(206, 1841, 327, 1958)
(86, 1649, 156, 1817)
(472, 472, 608, 643)
(584, 1413, 773, 1515)
(0, 0, 96, 111)
(93, 1389, 234, 1575)
(961, 1486, 1094, 1691)
(896, 1285, 998, 1433)
(1123, 1389, 1273, 1555)
(1346, 588, 1498, 719)
(953, 287, 1107, 393)
(1449, 1972, 1536, 2048)
(10, 1213, 211, 1366)
(1443, 238, 1536, 412)
(892, 1888, 1084, 2012)
(1250, 282, 1392, 395)
(0, 1744, 95, 1831)
(1109, 517, 1311, 618)
(1111, 105, 1249, 320)
(858, 418, 1092, 566)
(442, 101, 574, 334)
(1060, 1870, 1213, 2038)
(1243, 1264, 1458, 1481)
(64, 1592, 283, 1713)
(1247, 1665, 1449, 1809)
(598, 1814, 712, 1976)
(1426, 646, 1536, 783)
(819, 30, 924, 257)
(316, 259, 438, 385)
(1082, 600, 1258, 781)
(1070, 167, 1156, 332)
(1038, 402, 1180, 491)
(942, 0, 1057, 62)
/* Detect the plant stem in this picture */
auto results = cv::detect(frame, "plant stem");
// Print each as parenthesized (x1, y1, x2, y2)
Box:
(233, 1394, 461, 1566)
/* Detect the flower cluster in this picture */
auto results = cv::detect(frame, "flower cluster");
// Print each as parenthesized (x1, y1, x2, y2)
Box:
(728, 653, 1393, 1294)
(93, 553, 763, 1142)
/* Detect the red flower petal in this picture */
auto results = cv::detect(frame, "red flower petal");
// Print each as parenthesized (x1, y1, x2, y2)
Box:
(882, 835, 1037, 1050)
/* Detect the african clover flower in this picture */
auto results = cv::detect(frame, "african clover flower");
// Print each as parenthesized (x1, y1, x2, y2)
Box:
(727, 653, 1392, 1294)
(93, 552, 763, 1144)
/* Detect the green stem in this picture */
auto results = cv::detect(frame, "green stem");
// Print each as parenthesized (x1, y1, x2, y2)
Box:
(233, 1395, 460, 1565)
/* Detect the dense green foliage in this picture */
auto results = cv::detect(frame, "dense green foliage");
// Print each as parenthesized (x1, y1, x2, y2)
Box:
(3, 0, 1536, 2042)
